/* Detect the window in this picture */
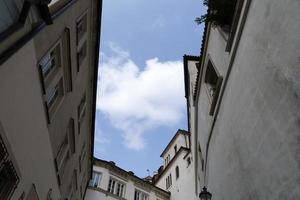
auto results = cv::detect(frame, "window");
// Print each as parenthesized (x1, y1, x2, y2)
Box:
(67, 170, 77, 200)
(78, 93, 86, 134)
(198, 144, 204, 171)
(0, 0, 19, 34)
(39, 43, 61, 82)
(77, 41, 87, 71)
(76, 13, 88, 72)
(62, 28, 72, 92)
(175, 166, 179, 179)
(134, 189, 149, 200)
(204, 60, 223, 115)
(225, 0, 248, 51)
(174, 145, 177, 153)
(79, 143, 86, 172)
(107, 177, 125, 198)
(89, 171, 102, 188)
(67, 119, 75, 154)
(187, 157, 191, 166)
(45, 77, 65, 120)
(55, 134, 70, 185)
(0, 134, 19, 199)
(76, 13, 87, 44)
(0, 161, 19, 199)
(166, 174, 172, 189)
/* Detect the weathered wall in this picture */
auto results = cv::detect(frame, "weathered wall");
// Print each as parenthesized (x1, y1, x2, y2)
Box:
(196, 0, 300, 199)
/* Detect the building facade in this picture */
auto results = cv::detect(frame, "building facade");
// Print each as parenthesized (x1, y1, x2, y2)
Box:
(188, 0, 300, 199)
(0, 0, 101, 199)
(153, 129, 198, 200)
(85, 159, 170, 200)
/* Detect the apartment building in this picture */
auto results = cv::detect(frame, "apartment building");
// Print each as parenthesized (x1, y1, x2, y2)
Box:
(0, 0, 101, 199)
(153, 129, 197, 200)
(85, 158, 170, 200)
(188, 0, 300, 199)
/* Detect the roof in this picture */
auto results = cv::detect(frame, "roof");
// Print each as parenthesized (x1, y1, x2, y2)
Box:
(194, 19, 209, 102)
(160, 129, 189, 157)
(183, 55, 201, 99)
(93, 158, 170, 197)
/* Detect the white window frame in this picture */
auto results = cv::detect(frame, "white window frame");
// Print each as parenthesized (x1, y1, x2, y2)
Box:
(107, 177, 126, 198)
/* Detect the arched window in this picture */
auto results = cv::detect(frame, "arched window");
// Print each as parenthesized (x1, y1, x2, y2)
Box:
(175, 166, 179, 179)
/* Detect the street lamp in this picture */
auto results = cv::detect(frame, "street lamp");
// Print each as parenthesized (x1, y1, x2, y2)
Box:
(199, 187, 212, 200)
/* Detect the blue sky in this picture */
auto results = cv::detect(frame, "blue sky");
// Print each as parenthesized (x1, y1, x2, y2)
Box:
(94, 0, 206, 178)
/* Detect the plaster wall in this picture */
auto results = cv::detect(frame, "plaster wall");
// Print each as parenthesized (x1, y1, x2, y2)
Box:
(86, 165, 169, 200)
(155, 150, 197, 200)
(33, 0, 94, 196)
(0, 40, 61, 200)
(196, 0, 300, 199)
(185, 60, 200, 195)
(162, 133, 188, 166)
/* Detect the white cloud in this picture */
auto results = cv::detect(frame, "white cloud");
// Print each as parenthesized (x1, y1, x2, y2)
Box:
(97, 43, 185, 150)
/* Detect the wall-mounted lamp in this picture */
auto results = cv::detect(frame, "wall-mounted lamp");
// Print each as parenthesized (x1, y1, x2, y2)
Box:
(199, 187, 212, 200)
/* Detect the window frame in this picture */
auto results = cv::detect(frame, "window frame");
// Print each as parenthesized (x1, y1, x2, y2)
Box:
(107, 177, 126, 198)
(204, 58, 223, 116)
(76, 10, 88, 72)
(175, 166, 179, 179)
(0, 131, 20, 200)
(89, 171, 102, 188)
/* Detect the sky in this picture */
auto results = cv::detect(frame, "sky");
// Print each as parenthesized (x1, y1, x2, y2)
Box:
(94, 0, 206, 178)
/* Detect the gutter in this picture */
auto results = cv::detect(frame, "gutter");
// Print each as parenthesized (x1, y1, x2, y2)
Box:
(90, 0, 103, 178)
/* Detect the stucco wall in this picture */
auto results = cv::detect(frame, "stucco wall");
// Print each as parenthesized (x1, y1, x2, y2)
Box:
(0, 40, 61, 200)
(155, 150, 197, 200)
(196, 0, 300, 199)
(86, 165, 169, 200)
(162, 134, 188, 166)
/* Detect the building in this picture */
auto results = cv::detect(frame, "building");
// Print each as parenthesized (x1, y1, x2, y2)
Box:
(187, 0, 300, 199)
(85, 158, 170, 200)
(0, 0, 101, 199)
(153, 129, 198, 200)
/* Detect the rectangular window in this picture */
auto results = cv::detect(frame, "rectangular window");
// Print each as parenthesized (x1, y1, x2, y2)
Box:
(134, 189, 149, 200)
(107, 177, 125, 197)
(67, 119, 75, 154)
(46, 78, 65, 119)
(76, 14, 87, 44)
(78, 93, 86, 134)
(55, 134, 70, 185)
(0, 126, 19, 199)
(62, 28, 72, 92)
(89, 171, 102, 188)
(79, 143, 86, 172)
(0, 161, 19, 199)
(204, 60, 223, 115)
(77, 41, 87, 72)
(39, 42, 61, 83)
(76, 12, 88, 72)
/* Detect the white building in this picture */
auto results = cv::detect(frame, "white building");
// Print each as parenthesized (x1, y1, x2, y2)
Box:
(153, 129, 198, 200)
(188, 0, 300, 199)
(0, 0, 101, 199)
(85, 158, 170, 200)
